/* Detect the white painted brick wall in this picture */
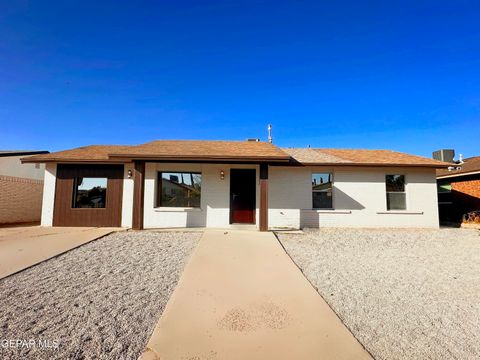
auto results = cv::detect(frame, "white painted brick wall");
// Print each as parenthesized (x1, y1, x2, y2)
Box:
(269, 166, 439, 229)
(268, 166, 310, 229)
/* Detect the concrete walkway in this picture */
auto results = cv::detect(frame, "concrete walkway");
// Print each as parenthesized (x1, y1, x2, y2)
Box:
(0, 226, 121, 279)
(141, 230, 371, 360)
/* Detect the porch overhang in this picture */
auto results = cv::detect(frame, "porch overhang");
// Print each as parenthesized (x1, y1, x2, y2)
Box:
(107, 154, 291, 164)
(131, 161, 274, 231)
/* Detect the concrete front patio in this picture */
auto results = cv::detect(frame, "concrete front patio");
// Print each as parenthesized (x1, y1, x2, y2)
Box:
(141, 229, 371, 360)
(0, 226, 121, 279)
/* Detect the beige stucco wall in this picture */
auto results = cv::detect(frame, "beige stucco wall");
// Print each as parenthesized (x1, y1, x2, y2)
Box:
(0, 155, 45, 180)
(268, 166, 439, 229)
(143, 163, 260, 229)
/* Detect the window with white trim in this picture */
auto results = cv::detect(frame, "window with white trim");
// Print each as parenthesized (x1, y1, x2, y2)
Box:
(386, 174, 406, 210)
(312, 173, 333, 209)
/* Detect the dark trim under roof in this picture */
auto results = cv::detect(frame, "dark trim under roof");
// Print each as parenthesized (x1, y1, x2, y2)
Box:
(107, 153, 291, 163)
(0, 150, 49, 157)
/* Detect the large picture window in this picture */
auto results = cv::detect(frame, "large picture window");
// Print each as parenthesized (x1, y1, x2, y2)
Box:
(157, 172, 202, 207)
(312, 173, 333, 209)
(386, 174, 406, 210)
(72, 177, 107, 208)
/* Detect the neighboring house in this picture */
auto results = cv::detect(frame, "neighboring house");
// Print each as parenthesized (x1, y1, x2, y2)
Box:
(0, 150, 49, 225)
(21, 140, 449, 230)
(436, 154, 480, 223)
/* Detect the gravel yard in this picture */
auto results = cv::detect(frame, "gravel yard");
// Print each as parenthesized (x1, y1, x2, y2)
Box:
(277, 228, 480, 360)
(0, 230, 201, 360)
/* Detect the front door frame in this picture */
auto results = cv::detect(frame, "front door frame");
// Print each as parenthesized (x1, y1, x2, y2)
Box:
(229, 168, 256, 224)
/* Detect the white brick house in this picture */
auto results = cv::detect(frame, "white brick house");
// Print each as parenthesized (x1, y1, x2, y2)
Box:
(22, 140, 448, 230)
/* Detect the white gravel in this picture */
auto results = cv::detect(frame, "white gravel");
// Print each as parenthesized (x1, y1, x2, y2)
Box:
(0, 230, 201, 360)
(277, 228, 480, 360)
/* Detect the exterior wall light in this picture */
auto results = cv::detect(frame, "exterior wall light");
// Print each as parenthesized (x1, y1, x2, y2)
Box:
(220, 170, 225, 180)
(127, 169, 133, 178)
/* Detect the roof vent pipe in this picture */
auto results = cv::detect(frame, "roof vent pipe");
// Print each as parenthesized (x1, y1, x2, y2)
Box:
(459, 154, 464, 163)
(267, 124, 273, 143)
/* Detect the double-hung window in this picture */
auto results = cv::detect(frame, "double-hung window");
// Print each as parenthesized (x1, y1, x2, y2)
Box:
(312, 173, 333, 209)
(385, 174, 406, 210)
(156, 172, 202, 208)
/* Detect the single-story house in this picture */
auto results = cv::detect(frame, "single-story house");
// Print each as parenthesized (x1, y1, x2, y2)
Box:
(437, 155, 480, 223)
(21, 140, 449, 230)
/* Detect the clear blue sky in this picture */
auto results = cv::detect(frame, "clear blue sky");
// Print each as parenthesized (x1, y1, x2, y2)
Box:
(1, 1, 479, 158)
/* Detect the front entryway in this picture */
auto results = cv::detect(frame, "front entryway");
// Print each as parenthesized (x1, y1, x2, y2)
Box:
(53, 164, 124, 227)
(230, 169, 256, 224)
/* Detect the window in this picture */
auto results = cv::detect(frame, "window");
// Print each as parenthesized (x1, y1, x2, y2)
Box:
(157, 172, 201, 207)
(72, 177, 107, 208)
(312, 173, 333, 209)
(386, 175, 406, 210)
(437, 182, 452, 193)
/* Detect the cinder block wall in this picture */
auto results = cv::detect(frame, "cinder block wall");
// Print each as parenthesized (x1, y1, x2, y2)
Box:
(0, 175, 44, 225)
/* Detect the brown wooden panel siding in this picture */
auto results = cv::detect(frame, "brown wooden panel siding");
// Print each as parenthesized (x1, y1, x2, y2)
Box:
(132, 161, 145, 230)
(259, 179, 268, 231)
(53, 164, 124, 227)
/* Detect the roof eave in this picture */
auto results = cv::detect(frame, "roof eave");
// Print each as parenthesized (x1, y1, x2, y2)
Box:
(437, 170, 480, 179)
(294, 162, 450, 168)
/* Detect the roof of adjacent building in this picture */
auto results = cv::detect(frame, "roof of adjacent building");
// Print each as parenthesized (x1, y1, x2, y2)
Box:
(20, 145, 129, 163)
(20, 140, 450, 168)
(284, 148, 450, 168)
(0, 150, 49, 157)
(436, 156, 480, 179)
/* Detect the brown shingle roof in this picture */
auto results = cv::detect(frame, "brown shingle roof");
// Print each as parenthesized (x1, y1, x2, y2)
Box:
(21, 141, 290, 163)
(21, 141, 450, 168)
(108, 140, 290, 161)
(284, 148, 450, 168)
(285, 148, 349, 164)
(437, 156, 480, 178)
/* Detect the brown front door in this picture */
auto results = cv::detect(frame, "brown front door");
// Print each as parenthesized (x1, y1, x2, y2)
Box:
(230, 169, 256, 224)
(53, 164, 124, 227)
